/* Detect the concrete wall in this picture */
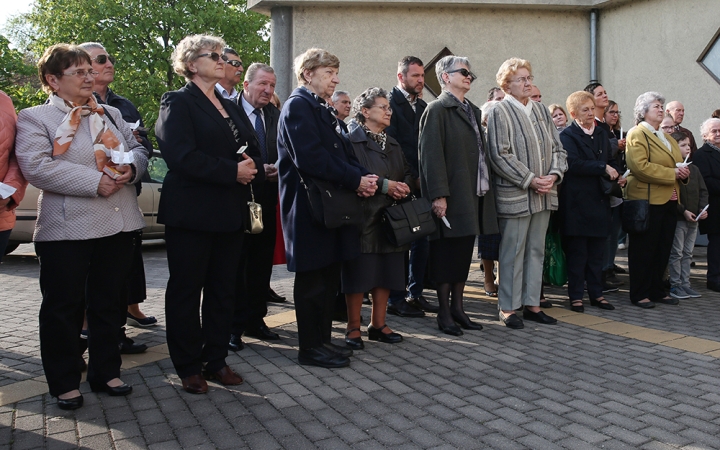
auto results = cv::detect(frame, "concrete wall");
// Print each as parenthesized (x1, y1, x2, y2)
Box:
(288, 5, 591, 108)
(599, 0, 720, 139)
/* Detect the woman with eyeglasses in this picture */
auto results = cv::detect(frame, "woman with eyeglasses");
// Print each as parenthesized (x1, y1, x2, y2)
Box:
(486, 58, 567, 329)
(15, 44, 149, 409)
(419, 55, 499, 336)
(154, 34, 264, 394)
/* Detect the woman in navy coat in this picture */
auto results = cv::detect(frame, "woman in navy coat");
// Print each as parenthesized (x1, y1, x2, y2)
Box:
(277, 48, 377, 368)
(558, 91, 619, 312)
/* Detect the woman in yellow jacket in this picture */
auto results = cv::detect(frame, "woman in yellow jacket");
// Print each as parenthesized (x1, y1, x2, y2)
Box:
(625, 92, 689, 308)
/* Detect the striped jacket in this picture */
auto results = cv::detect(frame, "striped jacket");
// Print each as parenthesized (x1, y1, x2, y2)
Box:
(486, 98, 567, 218)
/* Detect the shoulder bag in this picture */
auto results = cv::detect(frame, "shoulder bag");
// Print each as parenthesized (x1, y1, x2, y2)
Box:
(621, 133, 651, 233)
(381, 195, 436, 246)
(245, 185, 263, 234)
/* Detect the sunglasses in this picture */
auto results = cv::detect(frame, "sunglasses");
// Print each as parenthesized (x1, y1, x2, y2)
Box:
(446, 68, 477, 82)
(226, 59, 243, 68)
(197, 52, 228, 63)
(92, 54, 116, 65)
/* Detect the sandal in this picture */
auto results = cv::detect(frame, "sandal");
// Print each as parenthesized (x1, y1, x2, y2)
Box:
(570, 300, 584, 313)
(484, 282, 498, 297)
(344, 328, 364, 350)
(590, 297, 615, 310)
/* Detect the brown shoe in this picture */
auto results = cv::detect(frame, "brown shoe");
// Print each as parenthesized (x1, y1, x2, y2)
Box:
(203, 365, 243, 385)
(181, 374, 208, 394)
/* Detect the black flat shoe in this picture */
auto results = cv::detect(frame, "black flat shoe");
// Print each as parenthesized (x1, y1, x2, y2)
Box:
(522, 309, 557, 325)
(268, 288, 287, 303)
(245, 324, 280, 341)
(437, 318, 463, 336)
(406, 296, 440, 313)
(633, 300, 656, 309)
(539, 299, 553, 308)
(654, 297, 679, 305)
(298, 346, 350, 368)
(57, 395, 83, 410)
(323, 342, 354, 358)
(344, 328, 364, 350)
(570, 300, 584, 313)
(387, 301, 425, 318)
(500, 312, 524, 329)
(590, 298, 615, 310)
(368, 325, 403, 343)
(451, 313, 483, 330)
(89, 381, 132, 396)
(228, 334, 244, 351)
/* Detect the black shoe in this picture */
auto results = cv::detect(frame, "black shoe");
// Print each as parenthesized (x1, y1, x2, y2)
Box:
(367, 324, 403, 343)
(298, 346, 350, 368)
(88, 381, 132, 396)
(228, 334, 245, 352)
(590, 298, 615, 310)
(406, 296, 439, 313)
(437, 317, 463, 336)
(570, 301, 584, 313)
(119, 335, 147, 354)
(613, 264, 627, 274)
(500, 312, 524, 329)
(268, 288, 286, 303)
(633, 300, 656, 309)
(345, 328, 364, 350)
(539, 299, 553, 308)
(323, 342, 354, 358)
(57, 395, 83, 410)
(245, 324, 280, 341)
(707, 281, 720, 292)
(602, 283, 620, 293)
(604, 270, 623, 286)
(387, 301, 425, 318)
(522, 309, 557, 325)
(654, 296, 679, 305)
(451, 313, 483, 330)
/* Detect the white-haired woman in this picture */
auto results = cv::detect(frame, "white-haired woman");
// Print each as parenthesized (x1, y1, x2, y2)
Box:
(624, 92, 689, 308)
(486, 57, 567, 329)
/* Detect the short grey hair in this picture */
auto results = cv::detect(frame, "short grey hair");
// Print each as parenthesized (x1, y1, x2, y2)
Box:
(633, 91, 665, 125)
(351, 87, 388, 124)
(245, 63, 274, 83)
(171, 34, 226, 81)
(436, 55, 471, 88)
(700, 118, 720, 139)
(332, 90, 350, 103)
(78, 42, 105, 52)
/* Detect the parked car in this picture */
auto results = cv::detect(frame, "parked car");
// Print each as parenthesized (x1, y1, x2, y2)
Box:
(5, 151, 168, 255)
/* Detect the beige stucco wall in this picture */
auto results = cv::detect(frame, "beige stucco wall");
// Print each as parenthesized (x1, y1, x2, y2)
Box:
(599, 0, 720, 139)
(289, 6, 591, 108)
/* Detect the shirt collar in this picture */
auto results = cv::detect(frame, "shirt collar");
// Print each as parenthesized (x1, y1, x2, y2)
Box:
(240, 93, 258, 117)
(641, 121, 672, 151)
(215, 83, 238, 101)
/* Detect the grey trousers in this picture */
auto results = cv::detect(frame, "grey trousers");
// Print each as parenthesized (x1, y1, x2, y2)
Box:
(668, 220, 698, 288)
(498, 210, 551, 311)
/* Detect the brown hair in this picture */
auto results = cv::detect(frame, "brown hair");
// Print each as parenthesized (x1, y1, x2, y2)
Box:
(37, 44, 92, 94)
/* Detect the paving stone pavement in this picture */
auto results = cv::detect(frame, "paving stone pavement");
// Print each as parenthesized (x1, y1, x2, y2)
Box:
(2, 242, 720, 449)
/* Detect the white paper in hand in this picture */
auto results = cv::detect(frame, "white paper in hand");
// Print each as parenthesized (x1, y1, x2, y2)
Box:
(125, 120, 140, 130)
(441, 216, 452, 229)
(0, 182, 17, 199)
(111, 143, 135, 165)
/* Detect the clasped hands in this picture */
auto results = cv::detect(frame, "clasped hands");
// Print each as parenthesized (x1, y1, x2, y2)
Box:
(529, 174, 558, 195)
(387, 180, 411, 200)
(356, 174, 379, 197)
(97, 165, 133, 197)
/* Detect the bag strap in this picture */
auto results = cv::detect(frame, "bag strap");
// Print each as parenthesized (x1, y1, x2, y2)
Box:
(101, 106, 119, 129)
(643, 132, 651, 201)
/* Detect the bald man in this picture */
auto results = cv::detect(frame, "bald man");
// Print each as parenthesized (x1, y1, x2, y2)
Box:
(666, 101, 698, 154)
(530, 85, 542, 102)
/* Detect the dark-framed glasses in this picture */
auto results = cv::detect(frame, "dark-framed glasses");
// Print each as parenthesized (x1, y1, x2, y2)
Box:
(92, 54, 116, 65)
(607, 110, 621, 115)
(226, 59, 243, 68)
(197, 52, 228, 63)
(62, 69, 99, 78)
(446, 68, 477, 82)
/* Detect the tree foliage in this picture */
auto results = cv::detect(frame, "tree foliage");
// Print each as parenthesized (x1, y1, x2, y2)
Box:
(7, 0, 269, 140)
(0, 35, 46, 110)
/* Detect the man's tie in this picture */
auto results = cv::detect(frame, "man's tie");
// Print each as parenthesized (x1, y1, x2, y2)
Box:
(254, 108, 267, 163)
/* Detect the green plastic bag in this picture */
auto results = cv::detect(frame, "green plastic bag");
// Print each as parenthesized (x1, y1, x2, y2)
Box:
(542, 226, 567, 287)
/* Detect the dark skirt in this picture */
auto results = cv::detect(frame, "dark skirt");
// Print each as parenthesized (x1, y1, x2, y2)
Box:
(477, 233, 501, 261)
(429, 235, 476, 283)
(341, 252, 405, 293)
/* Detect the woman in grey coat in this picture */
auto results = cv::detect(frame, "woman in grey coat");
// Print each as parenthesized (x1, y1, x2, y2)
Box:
(419, 55, 499, 336)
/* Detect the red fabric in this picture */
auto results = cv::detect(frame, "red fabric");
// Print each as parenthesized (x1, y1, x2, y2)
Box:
(0, 91, 27, 232)
(272, 200, 287, 265)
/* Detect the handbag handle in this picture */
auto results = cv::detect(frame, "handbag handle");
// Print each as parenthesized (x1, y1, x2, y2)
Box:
(389, 193, 417, 207)
(643, 133, 651, 201)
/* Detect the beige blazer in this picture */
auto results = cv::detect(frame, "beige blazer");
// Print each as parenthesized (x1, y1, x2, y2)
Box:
(15, 102, 148, 241)
(625, 125, 684, 205)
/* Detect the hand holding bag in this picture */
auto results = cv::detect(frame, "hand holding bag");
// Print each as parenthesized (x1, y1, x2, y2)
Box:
(381, 195, 436, 246)
(245, 185, 264, 234)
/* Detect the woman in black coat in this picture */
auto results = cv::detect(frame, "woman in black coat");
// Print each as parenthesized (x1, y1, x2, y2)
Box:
(558, 91, 618, 312)
(155, 35, 263, 394)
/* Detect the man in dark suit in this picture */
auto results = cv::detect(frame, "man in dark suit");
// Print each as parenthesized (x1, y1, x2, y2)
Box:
(694, 118, 720, 291)
(386, 56, 439, 317)
(229, 63, 282, 351)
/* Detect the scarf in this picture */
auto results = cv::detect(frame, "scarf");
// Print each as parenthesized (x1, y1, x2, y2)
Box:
(361, 124, 386, 151)
(577, 120, 596, 136)
(49, 94, 120, 172)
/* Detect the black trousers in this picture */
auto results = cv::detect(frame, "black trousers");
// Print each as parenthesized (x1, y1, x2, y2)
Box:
(293, 262, 342, 349)
(124, 229, 147, 306)
(232, 193, 277, 335)
(707, 233, 720, 285)
(35, 232, 136, 397)
(165, 225, 244, 378)
(628, 201, 677, 302)
(562, 235, 605, 300)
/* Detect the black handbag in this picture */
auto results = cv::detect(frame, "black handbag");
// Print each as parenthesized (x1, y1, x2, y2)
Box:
(381, 195, 436, 246)
(621, 134, 651, 233)
(601, 175, 623, 198)
(304, 177, 364, 229)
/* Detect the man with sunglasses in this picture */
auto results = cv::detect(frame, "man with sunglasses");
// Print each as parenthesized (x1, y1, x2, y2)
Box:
(215, 47, 244, 101)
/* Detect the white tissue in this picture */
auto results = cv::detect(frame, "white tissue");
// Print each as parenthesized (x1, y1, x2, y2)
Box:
(0, 182, 16, 199)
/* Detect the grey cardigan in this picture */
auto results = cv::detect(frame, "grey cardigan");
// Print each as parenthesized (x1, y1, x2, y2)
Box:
(15, 102, 147, 241)
(486, 98, 567, 218)
(419, 91, 499, 239)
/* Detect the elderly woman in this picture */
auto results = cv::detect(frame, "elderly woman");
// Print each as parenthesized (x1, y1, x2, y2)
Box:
(155, 34, 263, 394)
(486, 58, 567, 329)
(15, 44, 148, 409)
(342, 88, 412, 349)
(419, 55, 499, 336)
(625, 92, 689, 308)
(278, 48, 377, 368)
(691, 118, 720, 292)
(558, 91, 618, 312)
(549, 104, 568, 132)
(0, 91, 27, 261)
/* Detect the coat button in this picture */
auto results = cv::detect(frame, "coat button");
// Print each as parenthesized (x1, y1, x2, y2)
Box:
(334, 143, 338, 148)
(114, 207, 119, 212)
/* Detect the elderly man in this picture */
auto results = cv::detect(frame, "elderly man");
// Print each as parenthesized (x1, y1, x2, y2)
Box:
(692, 118, 720, 292)
(229, 63, 282, 351)
(331, 90, 352, 122)
(80, 41, 152, 354)
(487, 87, 505, 102)
(386, 56, 439, 317)
(666, 101, 698, 154)
(530, 85, 542, 102)
(215, 47, 244, 101)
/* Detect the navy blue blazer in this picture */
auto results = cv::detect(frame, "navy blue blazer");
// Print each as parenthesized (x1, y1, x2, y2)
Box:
(277, 87, 368, 272)
(155, 82, 264, 232)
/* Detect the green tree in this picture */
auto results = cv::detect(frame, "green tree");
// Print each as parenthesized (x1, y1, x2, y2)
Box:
(9, 0, 269, 139)
(0, 34, 45, 110)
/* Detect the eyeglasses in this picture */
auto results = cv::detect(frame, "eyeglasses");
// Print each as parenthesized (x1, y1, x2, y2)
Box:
(511, 75, 535, 84)
(370, 105, 392, 113)
(226, 59, 243, 68)
(92, 54, 116, 65)
(61, 70, 99, 78)
(197, 52, 228, 63)
(661, 125, 675, 131)
(607, 110, 620, 115)
(446, 68, 477, 82)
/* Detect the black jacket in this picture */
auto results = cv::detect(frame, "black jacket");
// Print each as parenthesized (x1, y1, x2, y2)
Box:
(386, 86, 426, 180)
(692, 143, 720, 235)
(155, 82, 264, 232)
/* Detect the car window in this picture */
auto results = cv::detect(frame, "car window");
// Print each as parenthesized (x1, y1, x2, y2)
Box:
(147, 155, 168, 183)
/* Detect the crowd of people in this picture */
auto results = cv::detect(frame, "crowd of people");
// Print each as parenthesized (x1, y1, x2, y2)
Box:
(1, 34, 720, 410)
